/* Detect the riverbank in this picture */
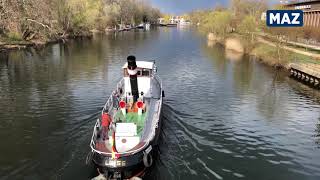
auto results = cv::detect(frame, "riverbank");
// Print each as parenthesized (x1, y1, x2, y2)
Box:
(207, 33, 320, 70)
(251, 41, 320, 68)
(206, 32, 320, 89)
(0, 0, 160, 52)
(0, 32, 93, 51)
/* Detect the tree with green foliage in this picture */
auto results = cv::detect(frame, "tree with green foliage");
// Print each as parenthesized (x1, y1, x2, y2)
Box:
(0, 0, 161, 42)
(188, 10, 211, 26)
(201, 10, 232, 38)
(238, 15, 257, 41)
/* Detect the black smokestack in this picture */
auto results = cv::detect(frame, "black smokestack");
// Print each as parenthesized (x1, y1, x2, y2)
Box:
(127, 55, 139, 102)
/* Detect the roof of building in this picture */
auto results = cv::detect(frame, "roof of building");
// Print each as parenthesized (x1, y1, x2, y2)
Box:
(285, 0, 320, 6)
(122, 61, 154, 69)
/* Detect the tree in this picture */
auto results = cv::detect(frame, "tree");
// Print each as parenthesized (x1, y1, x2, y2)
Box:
(231, 0, 267, 18)
(104, 2, 121, 27)
(202, 10, 232, 38)
(231, 0, 267, 31)
(162, 14, 172, 24)
(238, 15, 257, 41)
(0, 0, 162, 41)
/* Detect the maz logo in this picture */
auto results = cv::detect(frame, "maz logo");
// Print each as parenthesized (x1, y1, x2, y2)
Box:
(267, 10, 304, 27)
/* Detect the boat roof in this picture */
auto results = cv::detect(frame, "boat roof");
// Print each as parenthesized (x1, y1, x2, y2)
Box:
(122, 61, 154, 69)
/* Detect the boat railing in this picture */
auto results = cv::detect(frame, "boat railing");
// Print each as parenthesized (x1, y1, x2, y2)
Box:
(152, 73, 163, 99)
(102, 79, 124, 113)
(151, 63, 162, 98)
(90, 78, 151, 155)
(90, 69, 163, 156)
(154, 74, 162, 89)
(90, 120, 99, 149)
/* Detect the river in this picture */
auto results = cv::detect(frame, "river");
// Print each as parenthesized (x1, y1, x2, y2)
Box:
(0, 27, 320, 180)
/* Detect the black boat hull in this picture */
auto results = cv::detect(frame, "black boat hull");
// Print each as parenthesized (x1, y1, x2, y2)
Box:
(91, 117, 162, 179)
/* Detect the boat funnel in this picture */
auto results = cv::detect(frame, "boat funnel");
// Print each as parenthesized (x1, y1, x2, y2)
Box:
(127, 55, 139, 102)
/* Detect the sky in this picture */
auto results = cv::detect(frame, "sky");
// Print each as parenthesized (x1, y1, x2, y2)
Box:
(149, 0, 279, 15)
(150, 0, 228, 15)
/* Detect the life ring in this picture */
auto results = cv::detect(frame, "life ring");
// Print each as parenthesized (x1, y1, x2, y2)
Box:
(143, 152, 153, 167)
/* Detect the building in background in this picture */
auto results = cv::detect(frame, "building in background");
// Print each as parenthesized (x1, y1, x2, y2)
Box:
(284, 0, 320, 27)
(169, 16, 181, 24)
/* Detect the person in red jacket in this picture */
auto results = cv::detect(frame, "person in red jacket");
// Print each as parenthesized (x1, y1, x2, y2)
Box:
(101, 112, 111, 140)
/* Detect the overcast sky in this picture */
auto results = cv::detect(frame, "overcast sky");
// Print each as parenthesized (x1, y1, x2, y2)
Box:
(150, 0, 279, 15)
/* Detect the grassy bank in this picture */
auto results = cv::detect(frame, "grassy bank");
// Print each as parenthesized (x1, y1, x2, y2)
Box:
(251, 43, 320, 68)
(207, 32, 320, 69)
(187, 0, 320, 70)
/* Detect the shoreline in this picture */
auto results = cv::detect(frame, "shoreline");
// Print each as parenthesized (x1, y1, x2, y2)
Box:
(207, 33, 320, 69)
(207, 32, 320, 89)
(0, 25, 152, 52)
(0, 32, 93, 52)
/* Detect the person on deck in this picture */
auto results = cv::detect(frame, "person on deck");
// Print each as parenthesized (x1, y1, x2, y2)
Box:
(101, 112, 111, 140)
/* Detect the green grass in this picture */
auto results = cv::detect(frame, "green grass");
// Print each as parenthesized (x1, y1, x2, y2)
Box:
(259, 35, 320, 57)
(284, 43, 320, 54)
(291, 52, 319, 64)
(6, 32, 23, 41)
(252, 43, 320, 65)
(0, 33, 27, 45)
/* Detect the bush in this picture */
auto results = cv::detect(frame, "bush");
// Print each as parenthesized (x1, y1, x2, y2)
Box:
(238, 15, 256, 34)
(7, 32, 22, 41)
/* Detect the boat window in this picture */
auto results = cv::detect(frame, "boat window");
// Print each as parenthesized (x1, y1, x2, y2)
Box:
(142, 69, 150, 76)
(124, 68, 147, 77)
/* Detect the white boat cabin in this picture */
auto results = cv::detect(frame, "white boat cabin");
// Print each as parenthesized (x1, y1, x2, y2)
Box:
(122, 61, 154, 98)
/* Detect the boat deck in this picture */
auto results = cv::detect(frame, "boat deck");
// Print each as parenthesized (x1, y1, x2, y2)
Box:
(114, 111, 147, 136)
(93, 75, 162, 154)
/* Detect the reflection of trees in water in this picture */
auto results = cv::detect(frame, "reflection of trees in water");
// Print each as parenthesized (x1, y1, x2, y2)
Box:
(231, 55, 253, 93)
(202, 44, 228, 75)
(109, 30, 159, 44)
(287, 77, 320, 104)
(286, 76, 320, 147)
(316, 120, 320, 146)
(1, 46, 72, 115)
(39, 36, 115, 80)
(225, 49, 243, 62)
(255, 68, 293, 120)
(257, 71, 280, 119)
(0, 51, 9, 66)
(0, 47, 73, 169)
(202, 44, 292, 120)
(0, 51, 10, 104)
(202, 44, 254, 93)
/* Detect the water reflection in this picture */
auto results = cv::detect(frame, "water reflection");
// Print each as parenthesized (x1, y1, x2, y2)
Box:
(185, 32, 320, 179)
(225, 49, 243, 62)
(1, 28, 320, 180)
(202, 44, 228, 75)
(316, 119, 320, 146)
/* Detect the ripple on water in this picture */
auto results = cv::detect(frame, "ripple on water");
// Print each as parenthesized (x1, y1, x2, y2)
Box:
(1, 28, 320, 180)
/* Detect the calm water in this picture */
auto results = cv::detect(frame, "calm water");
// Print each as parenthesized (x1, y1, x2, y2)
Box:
(1, 28, 320, 180)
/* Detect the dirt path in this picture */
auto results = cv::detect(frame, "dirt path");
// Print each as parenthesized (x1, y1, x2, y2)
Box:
(257, 37, 320, 59)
